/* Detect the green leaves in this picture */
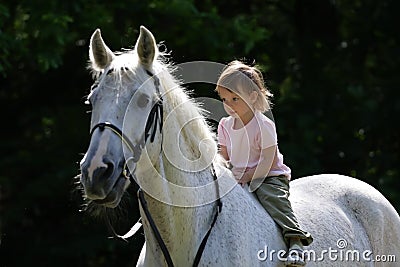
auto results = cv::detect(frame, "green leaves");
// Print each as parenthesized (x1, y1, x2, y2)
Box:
(1, 0, 399, 266)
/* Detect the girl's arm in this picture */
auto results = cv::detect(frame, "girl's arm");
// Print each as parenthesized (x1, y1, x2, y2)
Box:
(219, 145, 229, 161)
(238, 145, 276, 186)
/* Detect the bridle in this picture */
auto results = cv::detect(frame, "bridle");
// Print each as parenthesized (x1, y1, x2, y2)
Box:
(88, 69, 222, 267)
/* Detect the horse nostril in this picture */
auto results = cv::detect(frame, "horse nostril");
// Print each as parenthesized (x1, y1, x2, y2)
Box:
(92, 162, 114, 181)
(83, 161, 115, 200)
(103, 162, 114, 179)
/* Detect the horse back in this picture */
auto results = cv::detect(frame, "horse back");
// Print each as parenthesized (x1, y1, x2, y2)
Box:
(290, 174, 400, 266)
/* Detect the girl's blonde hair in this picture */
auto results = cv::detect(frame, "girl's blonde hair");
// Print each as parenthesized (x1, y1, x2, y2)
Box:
(216, 60, 273, 112)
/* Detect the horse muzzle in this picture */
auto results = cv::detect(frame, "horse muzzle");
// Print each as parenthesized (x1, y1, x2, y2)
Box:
(80, 153, 128, 208)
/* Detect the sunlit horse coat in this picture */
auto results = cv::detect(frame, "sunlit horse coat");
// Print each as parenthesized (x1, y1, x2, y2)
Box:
(79, 26, 400, 266)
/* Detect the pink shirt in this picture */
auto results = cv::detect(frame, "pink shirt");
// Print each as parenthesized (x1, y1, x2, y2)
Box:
(217, 111, 291, 179)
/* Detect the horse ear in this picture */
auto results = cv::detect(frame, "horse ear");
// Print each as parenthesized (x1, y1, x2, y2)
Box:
(89, 29, 115, 71)
(136, 26, 157, 68)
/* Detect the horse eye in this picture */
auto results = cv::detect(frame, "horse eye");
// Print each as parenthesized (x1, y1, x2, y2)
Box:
(137, 94, 150, 108)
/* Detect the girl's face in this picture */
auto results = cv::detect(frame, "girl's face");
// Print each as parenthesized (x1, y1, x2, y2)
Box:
(217, 86, 255, 124)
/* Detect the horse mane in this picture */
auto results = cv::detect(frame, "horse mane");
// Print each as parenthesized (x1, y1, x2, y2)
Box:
(152, 60, 219, 170)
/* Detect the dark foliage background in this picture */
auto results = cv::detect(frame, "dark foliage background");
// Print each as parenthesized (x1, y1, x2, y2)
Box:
(1, 0, 399, 266)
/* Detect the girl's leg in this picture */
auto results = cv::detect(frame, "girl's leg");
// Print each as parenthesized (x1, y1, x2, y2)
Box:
(254, 176, 313, 246)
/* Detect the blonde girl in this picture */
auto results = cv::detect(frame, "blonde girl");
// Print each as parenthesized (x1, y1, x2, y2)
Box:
(216, 60, 313, 266)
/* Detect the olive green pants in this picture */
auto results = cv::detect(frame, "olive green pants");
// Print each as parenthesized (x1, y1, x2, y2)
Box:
(255, 175, 313, 246)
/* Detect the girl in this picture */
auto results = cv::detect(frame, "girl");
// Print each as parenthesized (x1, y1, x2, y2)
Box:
(216, 60, 313, 266)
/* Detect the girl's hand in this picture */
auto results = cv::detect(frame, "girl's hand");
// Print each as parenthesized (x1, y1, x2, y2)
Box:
(232, 169, 243, 181)
(237, 173, 253, 187)
(237, 167, 256, 187)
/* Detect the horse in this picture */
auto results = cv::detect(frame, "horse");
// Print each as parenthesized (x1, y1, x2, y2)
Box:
(79, 26, 400, 266)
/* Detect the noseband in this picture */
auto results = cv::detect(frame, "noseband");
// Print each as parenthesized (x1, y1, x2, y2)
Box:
(88, 69, 222, 267)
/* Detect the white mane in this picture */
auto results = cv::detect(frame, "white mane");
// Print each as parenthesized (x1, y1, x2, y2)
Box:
(152, 60, 219, 173)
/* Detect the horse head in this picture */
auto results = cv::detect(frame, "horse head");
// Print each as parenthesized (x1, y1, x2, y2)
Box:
(80, 26, 163, 208)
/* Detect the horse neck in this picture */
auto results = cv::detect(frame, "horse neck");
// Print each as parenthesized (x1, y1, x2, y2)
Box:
(138, 87, 219, 263)
(140, 155, 217, 264)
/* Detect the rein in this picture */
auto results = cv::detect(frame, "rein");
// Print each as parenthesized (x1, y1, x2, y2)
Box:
(138, 164, 222, 267)
(89, 69, 222, 267)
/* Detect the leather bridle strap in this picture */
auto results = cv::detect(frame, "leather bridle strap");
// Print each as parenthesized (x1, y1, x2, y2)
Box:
(138, 164, 222, 267)
(138, 188, 174, 267)
(144, 69, 163, 144)
(90, 122, 136, 153)
(193, 164, 222, 267)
